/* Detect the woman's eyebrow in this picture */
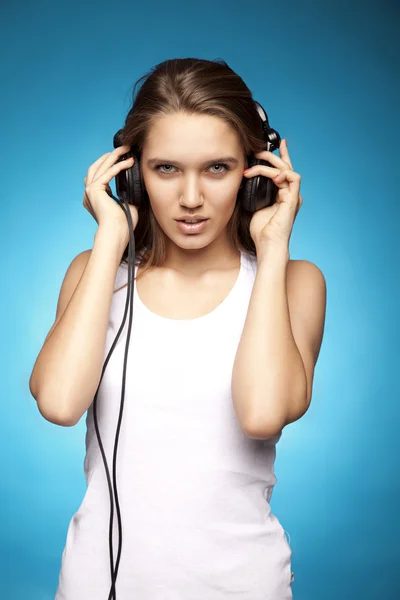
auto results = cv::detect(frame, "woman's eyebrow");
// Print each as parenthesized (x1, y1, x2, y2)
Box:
(146, 156, 239, 167)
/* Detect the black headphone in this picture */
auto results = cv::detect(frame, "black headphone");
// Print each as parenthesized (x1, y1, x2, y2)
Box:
(92, 100, 281, 600)
(113, 100, 281, 212)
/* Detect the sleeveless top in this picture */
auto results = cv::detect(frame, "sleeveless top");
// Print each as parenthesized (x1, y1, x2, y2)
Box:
(54, 249, 294, 600)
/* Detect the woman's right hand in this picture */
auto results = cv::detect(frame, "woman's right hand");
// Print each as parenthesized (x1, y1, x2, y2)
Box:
(83, 145, 139, 243)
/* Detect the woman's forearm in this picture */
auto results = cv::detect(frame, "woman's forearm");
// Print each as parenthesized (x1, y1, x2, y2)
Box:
(32, 227, 128, 426)
(231, 245, 307, 439)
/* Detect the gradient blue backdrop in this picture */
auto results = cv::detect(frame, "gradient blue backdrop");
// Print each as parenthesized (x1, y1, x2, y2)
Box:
(1, 0, 398, 598)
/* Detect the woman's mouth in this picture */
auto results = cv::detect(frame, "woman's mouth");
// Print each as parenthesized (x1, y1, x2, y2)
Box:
(176, 219, 209, 234)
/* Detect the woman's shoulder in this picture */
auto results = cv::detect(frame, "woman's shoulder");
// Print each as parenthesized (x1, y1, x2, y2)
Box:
(287, 258, 325, 278)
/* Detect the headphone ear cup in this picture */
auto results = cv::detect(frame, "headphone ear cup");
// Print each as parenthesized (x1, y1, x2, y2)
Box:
(240, 155, 279, 213)
(125, 152, 147, 207)
(241, 174, 257, 213)
(241, 154, 259, 213)
(112, 128, 147, 208)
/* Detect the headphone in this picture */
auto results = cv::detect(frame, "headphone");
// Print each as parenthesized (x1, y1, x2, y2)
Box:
(112, 101, 281, 213)
(91, 100, 281, 599)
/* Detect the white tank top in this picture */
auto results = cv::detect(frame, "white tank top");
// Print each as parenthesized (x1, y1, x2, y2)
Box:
(55, 249, 293, 599)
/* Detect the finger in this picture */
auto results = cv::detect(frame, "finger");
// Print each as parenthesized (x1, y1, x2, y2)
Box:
(274, 168, 301, 183)
(245, 164, 300, 182)
(254, 139, 294, 171)
(253, 150, 287, 168)
(90, 158, 134, 187)
(86, 145, 131, 184)
(275, 169, 302, 197)
(279, 139, 294, 170)
(86, 152, 113, 184)
(92, 145, 132, 183)
(243, 164, 280, 176)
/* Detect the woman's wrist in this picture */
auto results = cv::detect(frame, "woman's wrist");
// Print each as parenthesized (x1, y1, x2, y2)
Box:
(95, 224, 129, 260)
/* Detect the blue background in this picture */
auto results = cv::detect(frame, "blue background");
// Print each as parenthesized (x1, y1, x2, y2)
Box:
(1, 0, 399, 598)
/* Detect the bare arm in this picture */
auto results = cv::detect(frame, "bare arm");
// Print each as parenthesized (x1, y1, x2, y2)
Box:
(231, 246, 326, 439)
(29, 226, 129, 426)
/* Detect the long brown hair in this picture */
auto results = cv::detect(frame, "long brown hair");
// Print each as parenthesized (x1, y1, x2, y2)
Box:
(118, 57, 268, 280)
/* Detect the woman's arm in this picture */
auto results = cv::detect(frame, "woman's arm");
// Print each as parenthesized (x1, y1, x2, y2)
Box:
(29, 226, 128, 426)
(231, 245, 326, 439)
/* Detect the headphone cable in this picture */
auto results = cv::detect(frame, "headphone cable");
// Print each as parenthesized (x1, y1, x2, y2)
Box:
(91, 192, 136, 599)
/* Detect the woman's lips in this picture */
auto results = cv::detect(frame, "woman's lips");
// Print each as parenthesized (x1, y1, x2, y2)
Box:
(176, 219, 209, 234)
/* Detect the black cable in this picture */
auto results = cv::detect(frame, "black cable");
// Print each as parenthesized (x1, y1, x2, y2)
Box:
(90, 191, 136, 599)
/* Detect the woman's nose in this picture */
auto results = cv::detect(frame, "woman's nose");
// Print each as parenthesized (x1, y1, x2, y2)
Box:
(180, 176, 204, 207)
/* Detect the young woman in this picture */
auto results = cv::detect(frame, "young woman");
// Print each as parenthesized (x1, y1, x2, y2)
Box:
(30, 58, 326, 599)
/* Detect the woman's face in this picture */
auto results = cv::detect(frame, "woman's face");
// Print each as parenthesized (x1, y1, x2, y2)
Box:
(140, 112, 246, 255)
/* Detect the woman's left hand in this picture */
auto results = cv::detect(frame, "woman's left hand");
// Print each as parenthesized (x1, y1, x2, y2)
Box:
(245, 138, 303, 251)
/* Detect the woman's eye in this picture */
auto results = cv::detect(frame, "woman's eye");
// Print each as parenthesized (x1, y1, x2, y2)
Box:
(210, 163, 229, 174)
(156, 164, 176, 174)
(155, 163, 229, 175)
